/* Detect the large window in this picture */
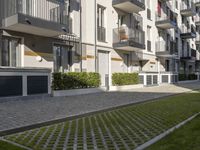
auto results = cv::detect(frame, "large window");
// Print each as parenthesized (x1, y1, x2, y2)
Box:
(97, 5, 106, 42)
(0, 36, 20, 67)
(147, 26, 151, 51)
(53, 44, 71, 72)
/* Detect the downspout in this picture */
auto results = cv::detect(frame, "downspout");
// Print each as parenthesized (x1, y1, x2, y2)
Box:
(79, 0, 82, 72)
(94, 0, 97, 72)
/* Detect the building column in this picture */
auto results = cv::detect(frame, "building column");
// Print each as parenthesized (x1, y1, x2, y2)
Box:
(157, 58, 161, 84)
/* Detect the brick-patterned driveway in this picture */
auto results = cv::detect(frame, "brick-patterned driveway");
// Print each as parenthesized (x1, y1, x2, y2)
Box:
(0, 82, 200, 134)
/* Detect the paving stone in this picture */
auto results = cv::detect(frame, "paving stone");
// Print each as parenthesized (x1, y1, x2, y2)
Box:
(0, 82, 200, 134)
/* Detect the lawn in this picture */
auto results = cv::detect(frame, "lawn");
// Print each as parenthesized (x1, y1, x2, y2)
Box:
(0, 140, 25, 150)
(146, 116, 200, 150)
(1, 91, 200, 150)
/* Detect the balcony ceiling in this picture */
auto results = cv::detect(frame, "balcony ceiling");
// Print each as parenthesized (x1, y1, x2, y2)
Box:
(156, 51, 178, 58)
(113, 0, 145, 13)
(113, 41, 145, 52)
(180, 9, 195, 17)
(156, 20, 176, 29)
(2, 13, 67, 37)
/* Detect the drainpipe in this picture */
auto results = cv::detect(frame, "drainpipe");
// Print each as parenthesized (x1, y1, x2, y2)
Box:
(79, 0, 82, 72)
(94, 0, 97, 72)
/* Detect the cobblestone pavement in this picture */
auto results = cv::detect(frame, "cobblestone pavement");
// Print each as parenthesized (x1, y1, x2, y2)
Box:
(3, 90, 200, 150)
(0, 82, 200, 134)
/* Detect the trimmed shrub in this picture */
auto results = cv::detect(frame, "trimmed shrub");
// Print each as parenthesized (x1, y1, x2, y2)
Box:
(52, 72, 64, 90)
(179, 74, 187, 81)
(179, 74, 197, 81)
(188, 74, 197, 80)
(52, 72, 101, 90)
(112, 73, 139, 86)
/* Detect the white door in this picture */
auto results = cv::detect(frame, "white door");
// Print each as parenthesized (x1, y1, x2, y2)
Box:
(98, 51, 109, 87)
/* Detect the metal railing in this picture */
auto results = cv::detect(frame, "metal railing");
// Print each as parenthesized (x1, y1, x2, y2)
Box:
(180, 1, 195, 11)
(0, 0, 69, 25)
(113, 26, 145, 45)
(181, 25, 196, 34)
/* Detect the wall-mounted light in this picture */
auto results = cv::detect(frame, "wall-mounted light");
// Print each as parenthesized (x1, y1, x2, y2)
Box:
(25, 18, 31, 25)
(36, 56, 43, 62)
(62, 27, 67, 32)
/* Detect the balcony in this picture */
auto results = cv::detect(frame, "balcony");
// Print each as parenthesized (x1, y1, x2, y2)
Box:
(113, 26, 145, 51)
(195, 0, 200, 7)
(180, 1, 196, 16)
(180, 25, 196, 39)
(156, 41, 178, 57)
(155, 11, 177, 29)
(181, 49, 197, 61)
(0, 0, 69, 37)
(112, 0, 145, 13)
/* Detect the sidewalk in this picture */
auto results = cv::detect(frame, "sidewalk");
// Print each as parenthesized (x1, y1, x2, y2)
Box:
(0, 82, 200, 135)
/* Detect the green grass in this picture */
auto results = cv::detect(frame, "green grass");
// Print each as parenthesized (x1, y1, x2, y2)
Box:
(0, 140, 25, 150)
(146, 116, 200, 150)
(2, 91, 200, 150)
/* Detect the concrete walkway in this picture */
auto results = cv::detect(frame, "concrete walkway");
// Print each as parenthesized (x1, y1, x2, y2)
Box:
(0, 82, 200, 135)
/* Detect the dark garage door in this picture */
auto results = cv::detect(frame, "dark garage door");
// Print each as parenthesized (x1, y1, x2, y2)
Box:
(27, 76, 48, 95)
(0, 76, 22, 97)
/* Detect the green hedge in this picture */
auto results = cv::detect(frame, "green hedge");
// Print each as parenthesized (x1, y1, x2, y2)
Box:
(179, 74, 187, 81)
(52, 72, 101, 90)
(112, 73, 139, 86)
(179, 74, 197, 81)
(188, 74, 197, 80)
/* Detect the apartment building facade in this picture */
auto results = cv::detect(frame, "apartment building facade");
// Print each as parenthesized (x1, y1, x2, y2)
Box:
(0, 0, 200, 90)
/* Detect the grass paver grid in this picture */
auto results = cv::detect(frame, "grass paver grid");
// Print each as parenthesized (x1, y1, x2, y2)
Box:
(3, 91, 200, 150)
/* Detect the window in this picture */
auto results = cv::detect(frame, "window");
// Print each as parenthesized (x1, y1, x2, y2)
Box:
(0, 37, 20, 67)
(147, 0, 151, 20)
(53, 44, 71, 72)
(97, 5, 106, 42)
(165, 60, 170, 72)
(182, 40, 185, 56)
(147, 26, 151, 51)
(175, 0, 178, 9)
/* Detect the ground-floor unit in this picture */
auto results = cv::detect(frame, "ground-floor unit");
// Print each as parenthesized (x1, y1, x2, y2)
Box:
(0, 29, 200, 97)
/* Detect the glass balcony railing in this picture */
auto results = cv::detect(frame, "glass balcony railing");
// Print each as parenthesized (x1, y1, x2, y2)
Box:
(156, 41, 178, 55)
(113, 26, 145, 47)
(155, 11, 177, 23)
